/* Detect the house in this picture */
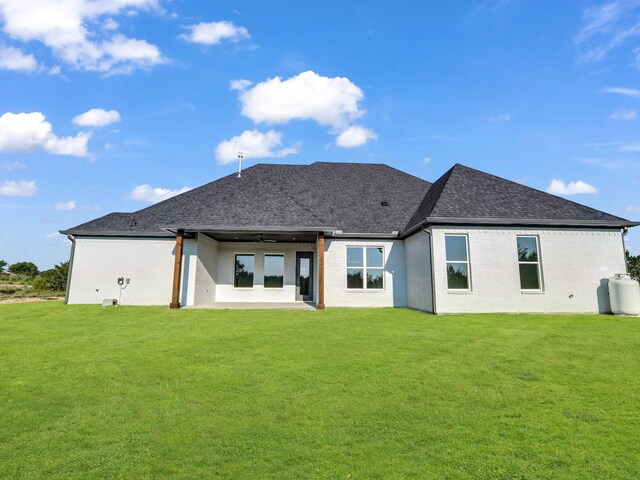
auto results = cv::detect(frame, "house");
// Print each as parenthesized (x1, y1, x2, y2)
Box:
(60, 162, 638, 313)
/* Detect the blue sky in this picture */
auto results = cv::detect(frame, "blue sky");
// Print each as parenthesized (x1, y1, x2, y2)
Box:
(0, 0, 639, 269)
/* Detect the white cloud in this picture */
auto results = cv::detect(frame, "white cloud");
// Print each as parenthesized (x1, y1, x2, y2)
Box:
(0, 45, 37, 71)
(0, 179, 37, 196)
(601, 87, 640, 98)
(489, 113, 513, 122)
(0, 112, 90, 156)
(0, 0, 165, 74)
(180, 21, 250, 45)
(73, 108, 121, 127)
(54, 200, 76, 211)
(129, 184, 192, 203)
(621, 142, 640, 151)
(609, 108, 637, 120)
(423, 156, 432, 166)
(229, 79, 252, 91)
(0, 159, 25, 170)
(215, 129, 298, 165)
(238, 71, 366, 130)
(335, 125, 377, 148)
(546, 179, 598, 196)
(625, 205, 640, 213)
(575, 1, 640, 63)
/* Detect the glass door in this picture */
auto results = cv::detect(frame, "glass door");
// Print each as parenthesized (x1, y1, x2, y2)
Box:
(296, 252, 314, 302)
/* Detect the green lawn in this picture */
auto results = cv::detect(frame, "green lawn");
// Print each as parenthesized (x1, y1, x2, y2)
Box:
(1, 303, 639, 479)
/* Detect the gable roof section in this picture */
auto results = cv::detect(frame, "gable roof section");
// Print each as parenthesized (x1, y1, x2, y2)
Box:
(62, 162, 432, 236)
(403, 164, 633, 233)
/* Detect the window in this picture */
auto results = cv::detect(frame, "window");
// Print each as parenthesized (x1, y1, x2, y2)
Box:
(264, 254, 284, 288)
(346, 246, 384, 289)
(445, 235, 470, 290)
(234, 254, 254, 288)
(517, 236, 542, 290)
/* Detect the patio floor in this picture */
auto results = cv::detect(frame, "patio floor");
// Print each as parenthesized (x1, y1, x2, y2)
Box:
(185, 302, 317, 310)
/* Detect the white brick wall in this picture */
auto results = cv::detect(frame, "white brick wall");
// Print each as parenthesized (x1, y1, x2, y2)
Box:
(324, 239, 407, 307)
(431, 226, 625, 313)
(67, 236, 175, 305)
(404, 231, 433, 312)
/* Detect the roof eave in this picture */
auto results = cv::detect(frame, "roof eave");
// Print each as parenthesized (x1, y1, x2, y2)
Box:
(159, 224, 338, 235)
(59, 229, 174, 237)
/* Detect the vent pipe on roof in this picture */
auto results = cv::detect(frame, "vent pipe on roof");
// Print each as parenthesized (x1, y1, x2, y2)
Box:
(237, 152, 243, 178)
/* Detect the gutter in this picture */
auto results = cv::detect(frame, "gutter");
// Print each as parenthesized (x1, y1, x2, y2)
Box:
(423, 228, 437, 315)
(622, 226, 629, 274)
(59, 230, 175, 238)
(400, 217, 639, 238)
(159, 225, 338, 235)
(64, 234, 76, 305)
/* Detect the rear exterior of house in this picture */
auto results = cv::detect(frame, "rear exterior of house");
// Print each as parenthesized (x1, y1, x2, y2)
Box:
(62, 162, 636, 314)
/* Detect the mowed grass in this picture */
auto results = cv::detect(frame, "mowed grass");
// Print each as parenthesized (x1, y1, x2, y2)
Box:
(1, 303, 639, 479)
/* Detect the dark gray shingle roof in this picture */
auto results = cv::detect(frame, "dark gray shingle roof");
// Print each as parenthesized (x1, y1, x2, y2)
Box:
(63, 162, 431, 235)
(62, 162, 635, 237)
(405, 164, 631, 230)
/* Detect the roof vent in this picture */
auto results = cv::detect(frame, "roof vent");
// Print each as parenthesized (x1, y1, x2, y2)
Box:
(130, 218, 136, 227)
(237, 152, 243, 178)
(381, 201, 389, 207)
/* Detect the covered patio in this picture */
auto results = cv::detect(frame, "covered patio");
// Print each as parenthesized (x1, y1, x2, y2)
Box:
(165, 227, 328, 310)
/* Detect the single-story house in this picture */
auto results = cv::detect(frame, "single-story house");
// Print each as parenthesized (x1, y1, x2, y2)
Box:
(61, 162, 638, 313)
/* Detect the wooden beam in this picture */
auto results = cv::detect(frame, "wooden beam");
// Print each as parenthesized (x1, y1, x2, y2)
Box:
(169, 229, 184, 309)
(318, 233, 325, 309)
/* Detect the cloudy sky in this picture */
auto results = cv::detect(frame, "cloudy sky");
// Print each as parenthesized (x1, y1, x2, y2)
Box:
(1, 0, 639, 268)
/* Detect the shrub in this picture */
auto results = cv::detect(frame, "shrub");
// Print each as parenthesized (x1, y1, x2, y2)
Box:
(31, 278, 49, 291)
(39, 262, 69, 291)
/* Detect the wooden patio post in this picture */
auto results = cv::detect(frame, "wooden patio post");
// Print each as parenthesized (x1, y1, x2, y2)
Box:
(170, 229, 184, 309)
(318, 233, 325, 309)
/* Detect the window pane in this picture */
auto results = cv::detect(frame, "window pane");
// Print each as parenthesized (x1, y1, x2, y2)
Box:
(366, 247, 384, 268)
(264, 255, 284, 288)
(347, 268, 364, 289)
(234, 254, 254, 288)
(519, 264, 540, 290)
(445, 236, 468, 261)
(517, 237, 538, 262)
(347, 247, 363, 267)
(367, 268, 384, 289)
(447, 263, 469, 289)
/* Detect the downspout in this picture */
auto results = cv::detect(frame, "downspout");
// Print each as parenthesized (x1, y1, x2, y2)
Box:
(64, 234, 76, 305)
(423, 228, 437, 314)
(622, 226, 629, 274)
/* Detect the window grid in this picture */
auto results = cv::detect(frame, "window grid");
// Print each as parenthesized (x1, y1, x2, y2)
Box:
(445, 234, 471, 291)
(346, 246, 384, 290)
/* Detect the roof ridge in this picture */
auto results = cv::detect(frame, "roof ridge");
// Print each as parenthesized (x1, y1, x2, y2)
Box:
(402, 165, 456, 232)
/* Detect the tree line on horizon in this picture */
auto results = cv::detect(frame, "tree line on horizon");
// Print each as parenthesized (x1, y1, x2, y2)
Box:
(0, 260, 69, 292)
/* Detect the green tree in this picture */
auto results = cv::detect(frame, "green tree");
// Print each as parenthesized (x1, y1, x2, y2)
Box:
(8, 261, 38, 277)
(626, 250, 640, 281)
(40, 262, 69, 291)
(0, 260, 7, 274)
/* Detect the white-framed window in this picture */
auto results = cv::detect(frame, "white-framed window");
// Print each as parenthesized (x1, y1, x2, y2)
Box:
(516, 236, 542, 290)
(445, 234, 470, 290)
(234, 254, 254, 288)
(346, 246, 384, 290)
(264, 254, 284, 288)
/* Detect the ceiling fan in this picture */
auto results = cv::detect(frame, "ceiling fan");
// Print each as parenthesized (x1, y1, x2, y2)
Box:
(256, 234, 277, 243)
